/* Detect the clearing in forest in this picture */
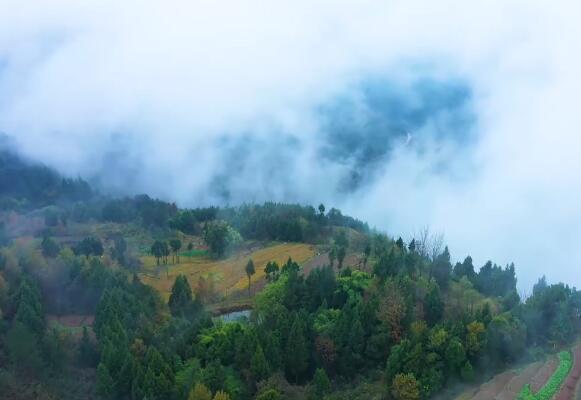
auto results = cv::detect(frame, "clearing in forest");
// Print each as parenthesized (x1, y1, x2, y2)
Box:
(138, 242, 316, 301)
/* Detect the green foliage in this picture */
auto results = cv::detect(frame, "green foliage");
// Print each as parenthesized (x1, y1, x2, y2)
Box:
(516, 351, 572, 400)
(203, 220, 241, 258)
(246, 259, 256, 293)
(73, 236, 104, 258)
(189, 383, 213, 400)
(311, 368, 331, 399)
(285, 314, 309, 383)
(5, 322, 44, 375)
(251, 345, 270, 381)
(391, 373, 420, 400)
(41, 236, 60, 258)
(169, 274, 193, 317)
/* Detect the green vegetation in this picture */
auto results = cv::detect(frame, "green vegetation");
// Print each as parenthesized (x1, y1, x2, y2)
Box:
(2, 149, 581, 399)
(517, 351, 572, 400)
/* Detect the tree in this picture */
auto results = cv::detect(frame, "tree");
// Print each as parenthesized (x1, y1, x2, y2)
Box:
(151, 240, 165, 265)
(256, 389, 282, 400)
(170, 239, 182, 264)
(336, 246, 346, 269)
(112, 236, 127, 265)
(265, 261, 280, 281)
(74, 237, 104, 258)
(245, 259, 256, 295)
(169, 275, 193, 317)
(318, 203, 325, 217)
(6, 322, 43, 375)
(213, 391, 231, 400)
(328, 247, 336, 268)
(189, 383, 212, 400)
(392, 373, 420, 400)
(285, 315, 309, 383)
(251, 345, 270, 381)
(311, 368, 331, 399)
(79, 326, 98, 367)
(203, 220, 241, 258)
(363, 244, 371, 269)
(431, 247, 452, 289)
(96, 363, 115, 399)
(425, 284, 444, 326)
(41, 236, 60, 258)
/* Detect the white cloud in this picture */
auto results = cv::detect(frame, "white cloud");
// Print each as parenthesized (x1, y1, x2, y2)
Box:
(1, 0, 581, 289)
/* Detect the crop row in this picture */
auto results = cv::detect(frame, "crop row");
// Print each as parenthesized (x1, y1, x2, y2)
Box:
(517, 351, 572, 400)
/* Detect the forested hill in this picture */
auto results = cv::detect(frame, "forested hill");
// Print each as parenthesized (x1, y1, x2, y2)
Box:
(0, 148, 580, 400)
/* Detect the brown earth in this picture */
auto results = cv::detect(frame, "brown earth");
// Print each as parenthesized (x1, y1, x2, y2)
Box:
(530, 356, 559, 392)
(555, 345, 581, 400)
(495, 362, 543, 400)
(470, 371, 517, 400)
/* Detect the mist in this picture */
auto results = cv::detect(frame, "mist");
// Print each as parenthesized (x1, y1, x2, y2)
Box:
(1, 0, 581, 290)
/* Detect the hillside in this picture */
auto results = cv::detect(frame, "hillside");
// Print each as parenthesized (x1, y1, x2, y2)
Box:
(1, 150, 581, 400)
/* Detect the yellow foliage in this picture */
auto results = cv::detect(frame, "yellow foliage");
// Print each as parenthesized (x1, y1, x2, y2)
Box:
(189, 383, 212, 400)
(213, 391, 231, 400)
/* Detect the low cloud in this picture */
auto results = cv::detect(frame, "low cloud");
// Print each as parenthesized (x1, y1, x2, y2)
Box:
(1, 0, 580, 290)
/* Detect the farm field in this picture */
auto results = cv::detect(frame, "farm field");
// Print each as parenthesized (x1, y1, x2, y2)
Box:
(455, 354, 568, 400)
(454, 347, 581, 400)
(138, 242, 316, 302)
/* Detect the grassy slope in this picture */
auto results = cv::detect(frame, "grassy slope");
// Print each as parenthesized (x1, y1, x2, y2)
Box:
(138, 242, 316, 302)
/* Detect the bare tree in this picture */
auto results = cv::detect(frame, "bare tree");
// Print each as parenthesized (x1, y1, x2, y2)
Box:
(411, 225, 445, 261)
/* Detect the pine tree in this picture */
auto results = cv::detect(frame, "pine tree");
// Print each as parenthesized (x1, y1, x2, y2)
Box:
(79, 326, 97, 367)
(169, 275, 192, 317)
(96, 363, 115, 399)
(251, 344, 270, 381)
(425, 284, 444, 326)
(285, 315, 309, 383)
(245, 259, 255, 295)
(312, 368, 331, 399)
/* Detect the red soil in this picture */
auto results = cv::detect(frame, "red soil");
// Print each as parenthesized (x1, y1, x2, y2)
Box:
(530, 356, 559, 392)
(554, 345, 581, 400)
(471, 371, 517, 400)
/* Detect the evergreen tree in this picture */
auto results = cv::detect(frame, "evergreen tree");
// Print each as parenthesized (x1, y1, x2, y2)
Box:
(96, 363, 115, 399)
(425, 285, 444, 326)
(251, 344, 270, 381)
(285, 315, 309, 383)
(78, 326, 98, 367)
(170, 239, 182, 263)
(41, 236, 60, 258)
(311, 368, 331, 399)
(169, 275, 193, 317)
(245, 259, 256, 295)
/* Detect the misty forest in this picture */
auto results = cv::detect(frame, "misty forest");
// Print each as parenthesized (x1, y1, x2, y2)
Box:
(1, 144, 580, 400)
(2, 1, 581, 400)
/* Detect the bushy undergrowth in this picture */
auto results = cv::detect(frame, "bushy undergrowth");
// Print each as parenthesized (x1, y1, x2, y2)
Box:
(517, 351, 572, 400)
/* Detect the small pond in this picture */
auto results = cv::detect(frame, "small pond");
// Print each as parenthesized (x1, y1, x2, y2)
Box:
(219, 309, 251, 323)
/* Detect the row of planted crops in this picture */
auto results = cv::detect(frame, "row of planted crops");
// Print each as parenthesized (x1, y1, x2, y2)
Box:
(517, 351, 573, 400)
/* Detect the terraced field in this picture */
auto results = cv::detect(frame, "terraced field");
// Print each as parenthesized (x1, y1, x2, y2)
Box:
(139, 242, 316, 301)
(456, 346, 581, 400)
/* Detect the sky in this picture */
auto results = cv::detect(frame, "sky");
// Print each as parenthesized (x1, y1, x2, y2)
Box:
(1, 0, 580, 291)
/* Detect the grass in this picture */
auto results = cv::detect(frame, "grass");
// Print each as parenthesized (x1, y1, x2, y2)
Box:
(138, 242, 315, 301)
(180, 248, 209, 258)
(517, 351, 572, 400)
